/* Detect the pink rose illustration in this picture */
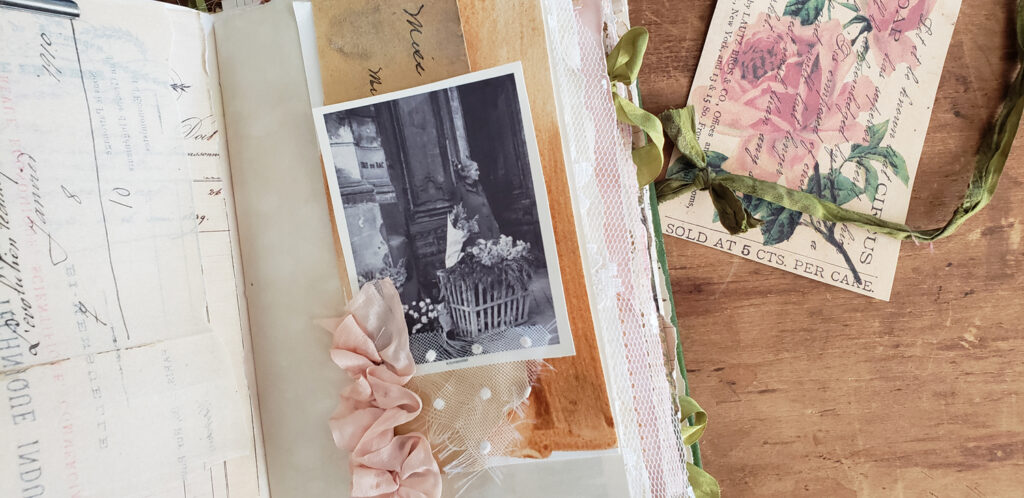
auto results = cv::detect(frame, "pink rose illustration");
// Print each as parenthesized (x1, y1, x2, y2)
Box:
(863, 0, 937, 74)
(695, 14, 876, 190)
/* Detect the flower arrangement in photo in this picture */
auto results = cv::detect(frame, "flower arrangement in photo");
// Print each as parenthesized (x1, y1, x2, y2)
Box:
(446, 203, 479, 268)
(449, 203, 479, 235)
(404, 298, 444, 334)
(445, 235, 534, 291)
(357, 258, 409, 289)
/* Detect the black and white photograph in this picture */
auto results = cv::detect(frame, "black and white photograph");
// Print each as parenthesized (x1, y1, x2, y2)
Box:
(314, 64, 574, 374)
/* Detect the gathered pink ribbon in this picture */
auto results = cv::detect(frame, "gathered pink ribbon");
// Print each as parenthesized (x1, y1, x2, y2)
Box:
(320, 280, 441, 498)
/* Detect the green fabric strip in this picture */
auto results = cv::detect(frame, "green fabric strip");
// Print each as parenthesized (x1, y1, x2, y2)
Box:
(678, 395, 707, 446)
(647, 185, 703, 468)
(687, 462, 722, 498)
(679, 395, 719, 497)
(657, 108, 761, 235)
(657, 0, 1024, 244)
(608, 27, 665, 187)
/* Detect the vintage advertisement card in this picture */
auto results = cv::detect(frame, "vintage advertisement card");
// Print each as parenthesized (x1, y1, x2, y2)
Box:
(313, 64, 573, 374)
(659, 0, 962, 299)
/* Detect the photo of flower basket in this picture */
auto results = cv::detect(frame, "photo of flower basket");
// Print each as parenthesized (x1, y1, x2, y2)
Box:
(437, 236, 534, 338)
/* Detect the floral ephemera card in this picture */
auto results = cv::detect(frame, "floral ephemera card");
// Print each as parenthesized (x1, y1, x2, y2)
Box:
(313, 64, 574, 374)
(659, 0, 962, 300)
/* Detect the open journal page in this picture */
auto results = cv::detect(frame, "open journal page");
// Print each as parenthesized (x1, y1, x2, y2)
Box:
(1, 0, 262, 496)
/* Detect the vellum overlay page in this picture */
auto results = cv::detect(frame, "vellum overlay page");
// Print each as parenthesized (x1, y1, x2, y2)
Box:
(659, 0, 962, 299)
(314, 64, 574, 374)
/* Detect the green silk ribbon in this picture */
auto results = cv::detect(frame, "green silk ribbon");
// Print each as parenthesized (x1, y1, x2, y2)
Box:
(608, 27, 665, 188)
(657, 107, 762, 235)
(657, 1, 1024, 242)
(679, 395, 721, 498)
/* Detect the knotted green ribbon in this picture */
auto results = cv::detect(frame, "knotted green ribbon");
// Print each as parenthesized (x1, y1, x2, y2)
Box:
(679, 395, 721, 498)
(608, 27, 665, 188)
(656, 107, 762, 235)
(657, 1, 1024, 242)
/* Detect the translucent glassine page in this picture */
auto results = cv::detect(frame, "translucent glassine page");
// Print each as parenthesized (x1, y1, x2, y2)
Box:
(167, 6, 269, 498)
(0, 0, 208, 373)
(449, 451, 630, 497)
(214, 2, 350, 496)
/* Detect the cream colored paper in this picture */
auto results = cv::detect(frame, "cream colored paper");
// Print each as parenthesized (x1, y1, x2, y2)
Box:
(0, 1, 208, 373)
(658, 0, 963, 300)
(0, 2, 258, 496)
(213, 3, 350, 496)
(0, 334, 249, 498)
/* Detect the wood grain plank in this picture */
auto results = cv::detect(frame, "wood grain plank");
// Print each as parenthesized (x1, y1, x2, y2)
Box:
(633, 0, 1024, 495)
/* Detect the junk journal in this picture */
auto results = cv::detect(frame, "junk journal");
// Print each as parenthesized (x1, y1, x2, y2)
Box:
(0, 0, 699, 497)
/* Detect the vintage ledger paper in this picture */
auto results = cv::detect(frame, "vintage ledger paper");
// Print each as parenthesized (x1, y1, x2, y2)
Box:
(658, 0, 962, 300)
(0, 1, 263, 497)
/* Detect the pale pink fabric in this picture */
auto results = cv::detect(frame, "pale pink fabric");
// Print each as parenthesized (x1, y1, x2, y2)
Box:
(321, 280, 441, 498)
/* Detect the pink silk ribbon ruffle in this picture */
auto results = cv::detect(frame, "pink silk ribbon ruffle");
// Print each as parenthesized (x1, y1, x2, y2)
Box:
(321, 280, 441, 498)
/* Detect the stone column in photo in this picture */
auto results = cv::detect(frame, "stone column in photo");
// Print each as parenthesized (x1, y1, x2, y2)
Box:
(349, 108, 411, 289)
(325, 112, 388, 282)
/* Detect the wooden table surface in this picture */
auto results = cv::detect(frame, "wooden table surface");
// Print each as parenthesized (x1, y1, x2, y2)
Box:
(632, 0, 1024, 496)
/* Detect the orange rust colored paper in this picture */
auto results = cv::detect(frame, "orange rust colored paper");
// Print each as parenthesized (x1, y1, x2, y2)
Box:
(458, 0, 617, 455)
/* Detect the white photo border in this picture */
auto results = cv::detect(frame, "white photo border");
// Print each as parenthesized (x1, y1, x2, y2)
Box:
(312, 63, 575, 375)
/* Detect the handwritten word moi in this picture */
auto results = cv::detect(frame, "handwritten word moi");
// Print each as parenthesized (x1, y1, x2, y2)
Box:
(404, 5, 427, 76)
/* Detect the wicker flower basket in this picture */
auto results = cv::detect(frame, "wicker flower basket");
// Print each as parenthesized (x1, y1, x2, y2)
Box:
(437, 269, 532, 338)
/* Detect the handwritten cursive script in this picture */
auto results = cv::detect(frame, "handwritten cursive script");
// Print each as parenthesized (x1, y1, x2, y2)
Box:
(404, 5, 427, 76)
(180, 115, 219, 142)
(39, 33, 61, 83)
(368, 67, 383, 96)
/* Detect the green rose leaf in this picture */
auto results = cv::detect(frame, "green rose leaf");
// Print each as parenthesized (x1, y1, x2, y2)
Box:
(706, 151, 729, 175)
(848, 144, 910, 186)
(718, 193, 771, 224)
(784, 0, 826, 26)
(854, 158, 881, 203)
(843, 14, 868, 29)
(741, 194, 773, 219)
(760, 203, 804, 246)
(832, 172, 866, 206)
(881, 147, 910, 186)
(867, 120, 889, 148)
